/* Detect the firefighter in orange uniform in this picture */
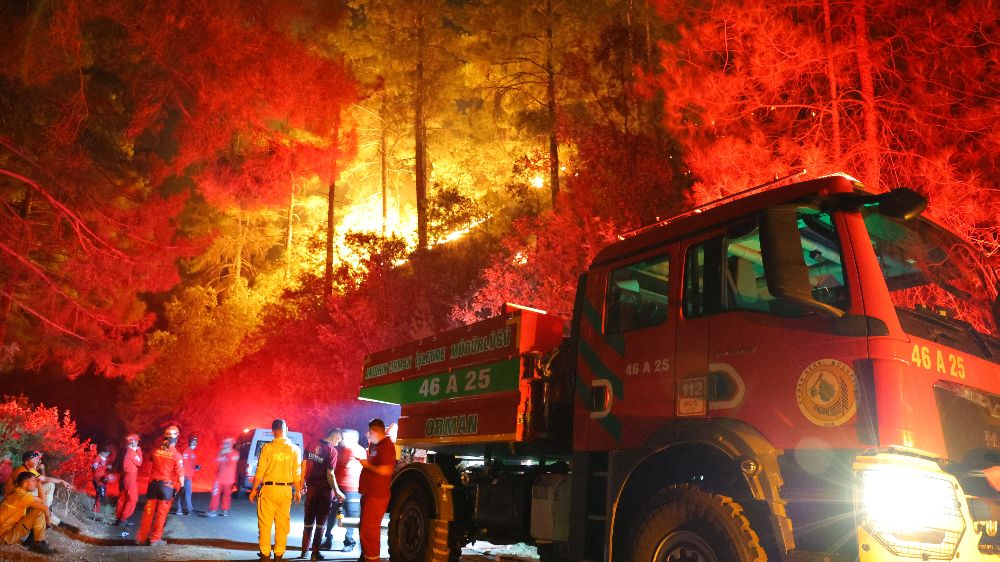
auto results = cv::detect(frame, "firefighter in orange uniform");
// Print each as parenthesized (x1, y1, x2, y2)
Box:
(250, 419, 302, 560)
(90, 446, 111, 515)
(358, 419, 396, 562)
(114, 434, 142, 526)
(135, 426, 184, 546)
(206, 437, 239, 517)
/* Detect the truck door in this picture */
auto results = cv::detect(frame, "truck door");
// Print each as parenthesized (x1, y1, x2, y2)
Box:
(682, 209, 869, 447)
(577, 247, 678, 451)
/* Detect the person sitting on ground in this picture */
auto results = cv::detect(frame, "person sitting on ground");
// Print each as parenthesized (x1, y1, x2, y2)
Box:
(0, 471, 57, 555)
(3, 451, 72, 526)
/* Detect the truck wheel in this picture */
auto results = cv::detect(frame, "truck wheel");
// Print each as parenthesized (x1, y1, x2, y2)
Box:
(389, 485, 458, 562)
(628, 484, 766, 562)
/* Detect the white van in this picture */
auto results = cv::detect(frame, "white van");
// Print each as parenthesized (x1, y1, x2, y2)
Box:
(235, 428, 305, 494)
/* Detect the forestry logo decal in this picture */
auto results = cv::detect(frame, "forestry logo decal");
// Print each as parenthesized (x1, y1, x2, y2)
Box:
(796, 359, 857, 427)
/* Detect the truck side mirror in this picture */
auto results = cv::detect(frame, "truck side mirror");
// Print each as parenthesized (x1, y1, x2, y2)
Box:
(759, 207, 845, 318)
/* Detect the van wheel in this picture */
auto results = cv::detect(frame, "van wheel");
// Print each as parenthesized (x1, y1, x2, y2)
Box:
(628, 484, 766, 562)
(389, 484, 459, 562)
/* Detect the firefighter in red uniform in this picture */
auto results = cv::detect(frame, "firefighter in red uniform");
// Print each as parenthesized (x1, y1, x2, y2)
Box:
(114, 434, 142, 526)
(135, 426, 184, 546)
(206, 437, 239, 517)
(173, 436, 199, 515)
(90, 447, 111, 515)
(358, 419, 396, 562)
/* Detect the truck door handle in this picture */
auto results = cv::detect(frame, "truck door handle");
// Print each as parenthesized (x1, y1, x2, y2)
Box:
(590, 379, 613, 419)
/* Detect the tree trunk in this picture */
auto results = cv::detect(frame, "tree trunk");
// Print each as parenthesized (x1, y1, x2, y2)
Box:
(823, 0, 841, 165)
(0, 191, 32, 347)
(853, 0, 880, 190)
(414, 8, 429, 250)
(624, 0, 636, 180)
(285, 176, 295, 281)
(325, 111, 341, 298)
(234, 209, 244, 282)
(545, 0, 560, 206)
(380, 96, 389, 236)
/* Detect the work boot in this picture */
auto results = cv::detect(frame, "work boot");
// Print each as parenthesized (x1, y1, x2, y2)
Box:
(300, 550, 308, 559)
(257, 552, 270, 560)
(311, 551, 327, 560)
(274, 555, 283, 560)
(28, 540, 56, 555)
(319, 537, 332, 550)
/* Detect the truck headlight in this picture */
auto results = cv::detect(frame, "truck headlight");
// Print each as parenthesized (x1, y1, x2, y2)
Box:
(858, 467, 965, 559)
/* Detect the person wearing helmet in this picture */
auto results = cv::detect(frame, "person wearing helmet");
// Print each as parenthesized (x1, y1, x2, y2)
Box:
(114, 434, 143, 526)
(205, 438, 239, 517)
(135, 426, 184, 546)
(250, 419, 302, 560)
(3, 450, 72, 527)
(173, 436, 200, 515)
(89, 446, 112, 516)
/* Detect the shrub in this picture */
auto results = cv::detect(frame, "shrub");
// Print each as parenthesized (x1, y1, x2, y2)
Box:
(0, 396, 91, 484)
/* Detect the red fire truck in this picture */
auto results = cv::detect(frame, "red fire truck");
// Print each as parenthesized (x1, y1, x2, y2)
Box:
(359, 173, 1000, 562)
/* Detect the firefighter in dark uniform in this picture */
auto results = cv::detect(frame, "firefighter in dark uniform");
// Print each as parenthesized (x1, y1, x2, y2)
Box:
(300, 430, 345, 560)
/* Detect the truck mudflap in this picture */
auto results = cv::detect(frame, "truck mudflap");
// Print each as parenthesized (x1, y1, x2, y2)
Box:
(853, 453, 998, 560)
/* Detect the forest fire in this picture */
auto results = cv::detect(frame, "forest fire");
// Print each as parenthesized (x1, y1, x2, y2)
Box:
(0, 0, 997, 559)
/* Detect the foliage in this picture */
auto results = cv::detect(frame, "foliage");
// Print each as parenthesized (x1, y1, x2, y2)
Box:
(427, 184, 490, 244)
(650, 0, 999, 255)
(453, 185, 621, 322)
(0, 396, 91, 481)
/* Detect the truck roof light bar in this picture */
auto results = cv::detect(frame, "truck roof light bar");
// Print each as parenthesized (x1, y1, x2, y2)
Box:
(619, 169, 809, 240)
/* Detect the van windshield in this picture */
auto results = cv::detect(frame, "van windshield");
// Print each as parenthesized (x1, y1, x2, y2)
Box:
(863, 211, 998, 341)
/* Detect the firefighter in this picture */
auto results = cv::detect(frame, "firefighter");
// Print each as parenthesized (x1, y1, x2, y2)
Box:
(205, 437, 239, 517)
(3, 451, 72, 526)
(114, 434, 143, 526)
(300, 430, 345, 560)
(90, 446, 112, 515)
(323, 428, 364, 551)
(0, 471, 56, 555)
(250, 419, 302, 561)
(135, 426, 184, 546)
(358, 419, 396, 562)
(173, 436, 200, 515)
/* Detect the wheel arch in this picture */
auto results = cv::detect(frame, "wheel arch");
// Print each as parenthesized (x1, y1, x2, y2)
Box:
(391, 462, 455, 522)
(608, 419, 793, 561)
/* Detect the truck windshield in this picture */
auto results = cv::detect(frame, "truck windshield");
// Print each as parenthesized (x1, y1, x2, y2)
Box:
(863, 210, 998, 341)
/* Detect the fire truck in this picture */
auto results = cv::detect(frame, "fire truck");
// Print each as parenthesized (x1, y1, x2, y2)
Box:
(358, 173, 1000, 562)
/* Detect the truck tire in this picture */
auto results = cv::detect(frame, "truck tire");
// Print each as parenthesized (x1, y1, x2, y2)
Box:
(628, 484, 766, 562)
(388, 484, 459, 562)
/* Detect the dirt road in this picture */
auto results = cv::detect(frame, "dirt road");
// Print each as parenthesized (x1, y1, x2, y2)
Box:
(0, 491, 537, 562)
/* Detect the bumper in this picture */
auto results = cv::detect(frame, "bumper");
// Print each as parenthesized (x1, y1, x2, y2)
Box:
(853, 454, 997, 561)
